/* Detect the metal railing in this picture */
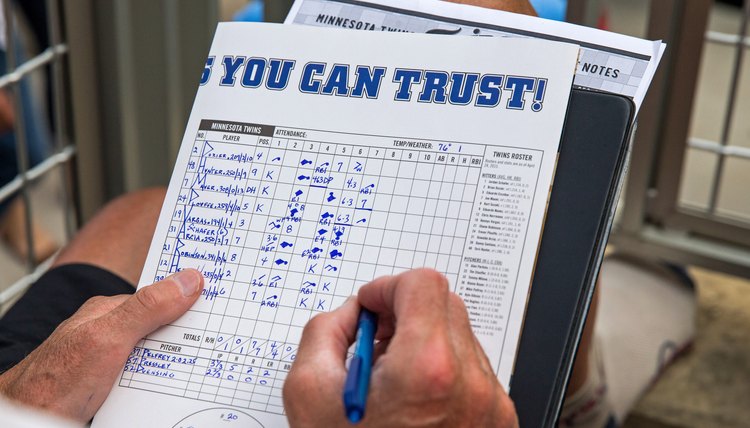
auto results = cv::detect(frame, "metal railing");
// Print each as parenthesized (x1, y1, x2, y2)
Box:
(3, 0, 749, 316)
(614, 0, 750, 278)
(0, 0, 221, 310)
(0, 0, 77, 307)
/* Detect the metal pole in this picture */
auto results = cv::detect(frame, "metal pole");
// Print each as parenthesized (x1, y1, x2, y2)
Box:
(2, 0, 36, 270)
(164, 0, 182, 162)
(648, 0, 712, 221)
(46, 0, 77, 239)
(708, 0, 750, 214)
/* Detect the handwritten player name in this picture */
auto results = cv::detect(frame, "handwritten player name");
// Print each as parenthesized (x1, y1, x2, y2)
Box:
(200, 56, 549, 111)
(165, 137, 375, 315)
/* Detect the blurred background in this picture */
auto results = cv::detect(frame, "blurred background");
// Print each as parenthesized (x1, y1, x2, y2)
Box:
(0, 0, 747, 426)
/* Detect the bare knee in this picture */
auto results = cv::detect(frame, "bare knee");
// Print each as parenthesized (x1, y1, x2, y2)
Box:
(52, 187, 168, 283)
(75, 186, 167, 238)
(103, 187, 167, 215)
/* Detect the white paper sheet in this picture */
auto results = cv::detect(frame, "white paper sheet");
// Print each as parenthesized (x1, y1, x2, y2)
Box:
(92, 22, 577, 427)
(285, 0, 665, 114)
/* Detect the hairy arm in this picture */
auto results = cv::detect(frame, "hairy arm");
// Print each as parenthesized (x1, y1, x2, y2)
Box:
(445, 0, 537, 16)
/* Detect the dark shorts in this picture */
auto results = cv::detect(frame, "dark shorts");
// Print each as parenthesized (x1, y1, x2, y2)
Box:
(0, 264, 134, 372)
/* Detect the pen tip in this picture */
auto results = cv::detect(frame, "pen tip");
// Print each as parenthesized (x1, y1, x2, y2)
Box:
(348, 409, 363, 423)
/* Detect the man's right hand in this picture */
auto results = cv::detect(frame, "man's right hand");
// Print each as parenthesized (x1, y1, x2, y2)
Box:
(284, 268, 518, 428)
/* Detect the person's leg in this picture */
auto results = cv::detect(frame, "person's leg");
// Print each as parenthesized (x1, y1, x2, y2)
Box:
(53, 187, 167, 286)
(591, 254, 696, 422)
(561, 254, 697, 428)
(567, 286, 600, 394)
(559, 286, 615, 428)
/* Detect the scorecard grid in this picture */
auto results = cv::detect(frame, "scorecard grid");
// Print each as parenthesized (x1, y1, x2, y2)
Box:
(118, 119, 537, 414)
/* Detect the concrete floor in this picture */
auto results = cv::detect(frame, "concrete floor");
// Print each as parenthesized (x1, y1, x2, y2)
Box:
(624, 267, 750, 428)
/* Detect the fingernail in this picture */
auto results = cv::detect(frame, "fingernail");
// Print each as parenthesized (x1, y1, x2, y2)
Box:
(171, 269, 201, 296)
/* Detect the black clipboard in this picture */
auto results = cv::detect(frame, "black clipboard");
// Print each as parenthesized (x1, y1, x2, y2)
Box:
(509, 89, 635, 427)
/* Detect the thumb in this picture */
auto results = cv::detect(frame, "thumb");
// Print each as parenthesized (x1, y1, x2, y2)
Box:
(105, 269, 204, 342)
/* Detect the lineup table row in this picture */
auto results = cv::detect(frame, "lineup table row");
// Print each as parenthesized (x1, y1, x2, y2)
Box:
(192, 137, 486, 166)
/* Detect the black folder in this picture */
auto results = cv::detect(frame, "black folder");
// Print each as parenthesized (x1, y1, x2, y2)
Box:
(510, 89, 635, 427)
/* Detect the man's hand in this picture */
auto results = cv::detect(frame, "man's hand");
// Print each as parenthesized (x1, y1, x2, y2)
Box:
(0, 269, 204, 423)
(284, 269, 518, 428)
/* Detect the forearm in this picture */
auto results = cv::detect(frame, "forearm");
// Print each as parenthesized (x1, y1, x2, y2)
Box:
(444, 0, 537, 16)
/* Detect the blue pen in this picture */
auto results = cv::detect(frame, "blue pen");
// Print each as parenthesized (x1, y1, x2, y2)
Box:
(343, 307, 378, 423)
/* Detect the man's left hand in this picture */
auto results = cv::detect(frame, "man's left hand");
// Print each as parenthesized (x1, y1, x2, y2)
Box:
(0, 269, 203, 422)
